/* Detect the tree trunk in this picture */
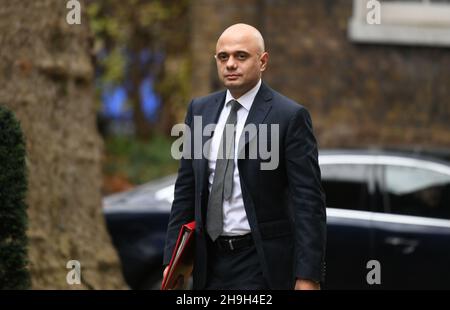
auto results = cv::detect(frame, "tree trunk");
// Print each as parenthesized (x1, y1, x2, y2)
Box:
(129, 31, 153, 140)
(0, 0, 126, 289)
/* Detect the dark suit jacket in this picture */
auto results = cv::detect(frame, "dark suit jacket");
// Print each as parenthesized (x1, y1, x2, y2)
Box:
(163, 82, 326, 289)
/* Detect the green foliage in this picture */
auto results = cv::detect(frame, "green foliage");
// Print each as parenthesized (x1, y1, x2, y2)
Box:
(104, 135, 178, 186)
(87, 0, 192, 134)
(0, 105, 30, 289)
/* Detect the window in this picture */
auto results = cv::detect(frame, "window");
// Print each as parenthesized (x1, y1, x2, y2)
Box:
(349, 0, 450, 47)
(383, 165, 450, 219)
(321, 164, 373, 211)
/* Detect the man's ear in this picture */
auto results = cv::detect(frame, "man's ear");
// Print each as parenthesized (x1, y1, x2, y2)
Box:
(260, 52, 269, 72)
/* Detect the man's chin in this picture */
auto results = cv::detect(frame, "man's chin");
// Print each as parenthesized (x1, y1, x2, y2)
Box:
(223, 81, 243, 90)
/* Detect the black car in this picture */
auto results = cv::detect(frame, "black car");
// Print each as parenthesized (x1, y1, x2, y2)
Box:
(103, 149, 450, 289)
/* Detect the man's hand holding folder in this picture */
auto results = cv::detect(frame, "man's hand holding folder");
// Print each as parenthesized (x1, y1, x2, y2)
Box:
(161, 221, 195, 290)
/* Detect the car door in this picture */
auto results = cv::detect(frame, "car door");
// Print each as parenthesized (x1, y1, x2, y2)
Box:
(320, 161, 377, 289)
(374, 162, 450, 289)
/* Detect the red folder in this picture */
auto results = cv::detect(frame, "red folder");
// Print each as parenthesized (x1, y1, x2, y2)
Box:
(161, 221, 196, 290)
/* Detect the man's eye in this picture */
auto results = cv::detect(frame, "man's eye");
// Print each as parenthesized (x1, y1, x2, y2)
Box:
(236, 54, 247, 60)
(218, 54, 228, 61)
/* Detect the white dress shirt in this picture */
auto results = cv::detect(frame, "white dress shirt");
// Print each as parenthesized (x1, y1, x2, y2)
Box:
(207, 79, 262, 236)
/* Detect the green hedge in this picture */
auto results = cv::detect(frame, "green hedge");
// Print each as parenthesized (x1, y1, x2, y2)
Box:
(0, 105, 30, 289)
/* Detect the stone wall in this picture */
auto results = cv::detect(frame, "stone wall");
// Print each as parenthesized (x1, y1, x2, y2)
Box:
(190, 0, 450, 148)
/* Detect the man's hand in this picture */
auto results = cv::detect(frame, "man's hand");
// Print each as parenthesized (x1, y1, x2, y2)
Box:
(162, 266, 184, 289)
(295, 278, 320, 290)
(163, 266, 169, 279)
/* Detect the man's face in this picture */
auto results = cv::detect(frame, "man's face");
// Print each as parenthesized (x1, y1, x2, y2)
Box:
(215, 33, 268, 98)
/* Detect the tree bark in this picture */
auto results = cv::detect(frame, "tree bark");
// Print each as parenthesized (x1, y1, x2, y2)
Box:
(0, 0, 126, 289)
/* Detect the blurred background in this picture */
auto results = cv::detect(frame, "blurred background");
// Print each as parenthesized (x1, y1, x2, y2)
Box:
(0, 0, 449, 289)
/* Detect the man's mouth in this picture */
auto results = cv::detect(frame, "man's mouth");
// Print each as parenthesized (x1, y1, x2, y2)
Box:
(225, 74, 241, 79)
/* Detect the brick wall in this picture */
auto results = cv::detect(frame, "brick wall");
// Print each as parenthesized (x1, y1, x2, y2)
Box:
(190, 0, 450, 148)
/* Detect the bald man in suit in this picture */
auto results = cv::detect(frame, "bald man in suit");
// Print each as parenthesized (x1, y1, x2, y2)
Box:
(164, 23, 326, 290)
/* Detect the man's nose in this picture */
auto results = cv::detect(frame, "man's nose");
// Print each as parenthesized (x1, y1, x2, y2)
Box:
(226, 56, 237, 69)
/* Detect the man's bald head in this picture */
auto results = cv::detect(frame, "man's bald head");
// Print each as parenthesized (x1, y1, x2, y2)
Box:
(214, 23, 269, 99)
(216, 23, 265, 54)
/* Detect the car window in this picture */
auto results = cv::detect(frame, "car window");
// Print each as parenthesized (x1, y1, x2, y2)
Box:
(320, 164, 372, 212)
(383, 165, 450, 220)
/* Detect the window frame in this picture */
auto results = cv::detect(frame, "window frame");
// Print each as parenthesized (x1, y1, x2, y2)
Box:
(379, 163, 450, 220)
(320, 163, 375, 212)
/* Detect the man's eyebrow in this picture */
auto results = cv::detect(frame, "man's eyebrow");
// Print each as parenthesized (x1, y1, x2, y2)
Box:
(216, 50, 250, 55)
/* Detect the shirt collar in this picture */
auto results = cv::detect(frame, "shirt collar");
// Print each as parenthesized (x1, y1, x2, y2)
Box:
(225, 79, 262, 112)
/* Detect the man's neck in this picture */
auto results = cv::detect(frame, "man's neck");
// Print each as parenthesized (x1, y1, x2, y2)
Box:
(230, 90, 246, 100)
(229, 80, 261, 100)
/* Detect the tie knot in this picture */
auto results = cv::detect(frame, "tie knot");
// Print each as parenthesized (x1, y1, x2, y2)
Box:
(228, 100, 242, 112)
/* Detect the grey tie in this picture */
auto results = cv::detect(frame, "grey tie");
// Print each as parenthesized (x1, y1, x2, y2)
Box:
(207, 100, 242, 241)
